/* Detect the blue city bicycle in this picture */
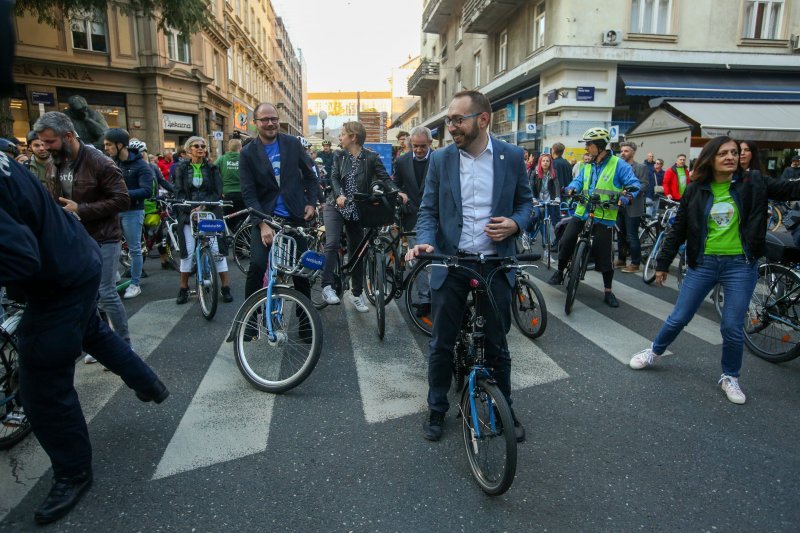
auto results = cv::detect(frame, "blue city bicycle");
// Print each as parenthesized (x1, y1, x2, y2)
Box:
(227, 209, 325, 393)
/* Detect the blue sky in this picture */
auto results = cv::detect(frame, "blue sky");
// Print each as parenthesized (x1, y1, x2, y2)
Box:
(272, 0, 422, 92)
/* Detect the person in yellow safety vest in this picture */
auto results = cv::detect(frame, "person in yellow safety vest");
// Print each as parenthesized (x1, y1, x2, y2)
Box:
(548, 127, 641, 308)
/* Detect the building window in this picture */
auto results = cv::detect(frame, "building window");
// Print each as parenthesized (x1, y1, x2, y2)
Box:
(630, 0, 672, 34)
(474, 51, 481, 87)
(212, 51, 219, 87)
(742, 0, 784, 39)
(456, 8, 463, 44)
(166, 29, 190, 63)
(227, 48, 234, 80)
(532, 2, 546, 51)
(245, 62, 251, 94)
(235, 0, 242, 19)
(250, 9, 255, 34)
(455, 66, 462, 92)
(237, 51, 243, 85)
(497, 30, 507, 73)
(440, 80, 447, 109)
(70, 9, 108, 52)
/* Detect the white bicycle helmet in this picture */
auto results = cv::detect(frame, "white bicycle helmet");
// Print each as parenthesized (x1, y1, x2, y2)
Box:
(579, 127, 611, 143)
(128, 138, 147, 153)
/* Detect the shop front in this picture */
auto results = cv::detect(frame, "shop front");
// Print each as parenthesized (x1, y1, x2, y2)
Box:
(162, 112, 196, 152)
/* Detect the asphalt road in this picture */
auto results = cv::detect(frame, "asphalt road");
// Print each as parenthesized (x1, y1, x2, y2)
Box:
(2, 255, 800, 532)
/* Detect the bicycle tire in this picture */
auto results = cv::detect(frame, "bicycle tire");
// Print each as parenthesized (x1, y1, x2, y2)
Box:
(642, 231, 664, 285)
(376, 251, 386, 340)
(404, 258, 434, 336)
(565, 241, 587, 315)
(638, 222, 658, 267)
(767, 204, 783, 232)
(0, 335, 32, 450)
(743, 262, 800, 363)
(163, 240, 179, 271)
(197, 246, 219, 320)
(232, 286, 323, 392)
(460, 377, 517, 496)
(544, 219, 552, 270)
(511, 274, 548, 339)
(676, 250, 687, 289)
(713, 283, 724, 319)
(233, 222, 252, 274)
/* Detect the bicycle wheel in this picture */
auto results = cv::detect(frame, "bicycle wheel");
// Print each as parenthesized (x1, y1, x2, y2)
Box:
(233, 286, 323, 392)
(375, 251, 386, 340)
(460, 376, 517, 496)
(767, 203, 783, 232)
(511, 274, 548, 339)
(197, 246, 219, 320)
(0, 335, 32, 450)
(565, 241, 587, 315)
(638, 222, 658, 266)
(712, 283, 724, 318)
(642, 231, 664, 285)
(404, 258, 434, 336)
(743, 262, 800, 363)
(544, 218, 552, 269)
(676, 250, 687, 289)
(163, 240, 179, 271)
(233, 222, 252, 274)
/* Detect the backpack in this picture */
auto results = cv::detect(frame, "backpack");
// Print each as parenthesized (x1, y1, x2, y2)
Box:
(143, 178, 159, 227)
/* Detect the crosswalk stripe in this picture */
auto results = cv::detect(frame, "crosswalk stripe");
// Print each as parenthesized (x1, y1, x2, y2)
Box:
(535, 281, 671, 364)
(346, 299, 429, 424)
(506, 330, 569, 389)
(582, 271, 722, 346)
(152, 340, 275, 480)
(0, 299, 193, 521)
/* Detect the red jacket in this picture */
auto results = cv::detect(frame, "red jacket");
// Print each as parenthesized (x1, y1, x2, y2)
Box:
(157, 158, 171, 180)
(663, 165, 690, 200)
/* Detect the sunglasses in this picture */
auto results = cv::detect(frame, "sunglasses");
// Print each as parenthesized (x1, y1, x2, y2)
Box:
(191, 144, 207, 149)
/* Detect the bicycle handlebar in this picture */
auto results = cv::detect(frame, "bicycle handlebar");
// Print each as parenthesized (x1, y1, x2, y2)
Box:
(655, 195, 680, 206)
(166, 200, 233, 208)
(417, 252, 541, 264)
(241, 207, 313, 235)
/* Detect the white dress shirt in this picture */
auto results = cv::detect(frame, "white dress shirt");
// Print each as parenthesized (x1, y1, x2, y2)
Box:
(458, 137, 496, 255)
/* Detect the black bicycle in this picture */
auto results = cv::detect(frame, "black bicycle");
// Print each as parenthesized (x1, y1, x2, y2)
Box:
(0, 299, 32, 450)
(418, 252, 538, 495)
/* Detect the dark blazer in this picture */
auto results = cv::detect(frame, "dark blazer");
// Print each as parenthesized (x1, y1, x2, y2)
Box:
(624, 160, 650, 217)
(393, 150, 430, 231)
(416, 136, 533, 289)
(239, 133, 318, 222)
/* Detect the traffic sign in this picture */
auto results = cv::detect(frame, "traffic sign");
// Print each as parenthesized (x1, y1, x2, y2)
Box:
(212, 131, 224, 141)
(525, 123, 537, 134)
(609, 124, 620, 142)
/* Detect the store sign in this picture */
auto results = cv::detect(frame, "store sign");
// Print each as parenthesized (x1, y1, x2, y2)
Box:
(577, 86, 595, 101)
(31, 91, 55, 105)
(14, 63, 93, 81)
(163, 113, 194, 132)
(233, 100, 253, 131)
(505, 103, 516, 122)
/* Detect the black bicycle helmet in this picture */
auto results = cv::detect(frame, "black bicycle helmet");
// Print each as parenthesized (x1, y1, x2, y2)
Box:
(103, 127, 130, 146)
(0, 138, 18, 157)
(26, 130, 38, 144)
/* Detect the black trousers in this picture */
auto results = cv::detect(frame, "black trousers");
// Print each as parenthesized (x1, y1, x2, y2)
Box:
(17, 272, 159, 477)
(321, 205, 364, 296)
(245, 222, 310, 300)
(557, 217, 614, 274)
(428, 265, 513, 413)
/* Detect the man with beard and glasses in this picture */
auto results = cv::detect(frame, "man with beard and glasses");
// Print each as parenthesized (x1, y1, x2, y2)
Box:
(406, 90, 532, 444)
(34, 111, 132, 347)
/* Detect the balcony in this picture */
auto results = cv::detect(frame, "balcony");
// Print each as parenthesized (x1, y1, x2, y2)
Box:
(407, 60, 440, 96)
(422, 0, 458, 34)
(463, 0, 526, 34)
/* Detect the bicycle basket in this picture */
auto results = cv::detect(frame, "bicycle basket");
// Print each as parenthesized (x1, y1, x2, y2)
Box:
(270, 233, 300, 274)
(356, 193, 397, 228)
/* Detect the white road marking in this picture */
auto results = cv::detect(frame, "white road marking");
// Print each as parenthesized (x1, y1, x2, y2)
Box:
(153, 340, 276, 480)
(0, 299, 193, 521)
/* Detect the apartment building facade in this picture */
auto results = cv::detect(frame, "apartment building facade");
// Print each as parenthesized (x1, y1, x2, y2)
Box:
(10, 0, 305, 160)
(410, 0, 800, 166)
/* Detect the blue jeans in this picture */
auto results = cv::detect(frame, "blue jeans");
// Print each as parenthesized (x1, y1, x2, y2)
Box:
(97, 241, 129, 340)
(652, 255, 758, 377)
(120, 210, 145, 285)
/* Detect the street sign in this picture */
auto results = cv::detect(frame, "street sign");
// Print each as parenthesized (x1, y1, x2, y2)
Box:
(525, 123, 537, 134)
(609, 124, 620, 142)
(212, 131, 224, 141)
(31, 91, 54, 105)
(576, 86, 595, 101)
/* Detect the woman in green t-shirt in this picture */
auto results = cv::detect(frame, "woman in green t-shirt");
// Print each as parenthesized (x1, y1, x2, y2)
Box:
(629, 136, 800, 405)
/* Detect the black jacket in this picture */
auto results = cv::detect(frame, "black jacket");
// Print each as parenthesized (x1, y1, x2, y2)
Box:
(239, 133, 318, 222)
(392, 151, 430, 230)
(657, 170, 800, 271)
(552, 156, 573, 191)
(119, 151, 155, 210)
(329, 148, 394, 206)
(172, 159, 226, 258)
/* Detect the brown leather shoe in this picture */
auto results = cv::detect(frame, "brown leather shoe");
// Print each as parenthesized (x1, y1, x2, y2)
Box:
(622, 264, 640, 273)
(613, 260, 627, 269)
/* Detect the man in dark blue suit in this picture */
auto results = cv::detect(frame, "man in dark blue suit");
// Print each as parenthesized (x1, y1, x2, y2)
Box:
(239, 102, 319, 300)
(407, 90, 533, 443)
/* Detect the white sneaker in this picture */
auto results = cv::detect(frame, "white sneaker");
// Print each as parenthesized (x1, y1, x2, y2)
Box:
(84, 354, 98, 364)
(123, 284, 142, 299)
(629, 346, 660, 369)
(719, 374, 746, 404)
(349, 294, 369, 313)
(322, 285, 340, 305)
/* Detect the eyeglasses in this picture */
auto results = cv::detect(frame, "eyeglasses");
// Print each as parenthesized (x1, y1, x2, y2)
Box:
(191, 144, 207, 149)
(254, 116, 280, 124)
(444, 112, 482, 127)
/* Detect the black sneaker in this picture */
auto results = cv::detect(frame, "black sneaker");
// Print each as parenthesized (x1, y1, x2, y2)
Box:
(604, 291, 619, 308)
(34, 470, 93, 525)
(412, 302, 431, 317)
(548, 270, 563, 285)
(423, 410, 445, 441)
(221, 286, 233, 303)
(511, 410, 526, 443)
(176, 288, 189, 305)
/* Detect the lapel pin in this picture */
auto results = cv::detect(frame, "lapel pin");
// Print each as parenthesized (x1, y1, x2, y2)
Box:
(500, 155, 504, 160)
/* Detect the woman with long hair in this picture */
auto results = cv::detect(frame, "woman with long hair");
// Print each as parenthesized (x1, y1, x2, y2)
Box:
(529, 153, 558, 245)
(629, 136, 800, 404)
(739, 139, 765, 176)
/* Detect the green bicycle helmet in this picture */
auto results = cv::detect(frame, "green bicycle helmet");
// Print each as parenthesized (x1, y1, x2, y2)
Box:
(580, 127, 611, 143)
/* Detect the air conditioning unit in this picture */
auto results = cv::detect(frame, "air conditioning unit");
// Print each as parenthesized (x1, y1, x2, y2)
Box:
(790, 34, 800, 52)
(602, 29, 622, 46)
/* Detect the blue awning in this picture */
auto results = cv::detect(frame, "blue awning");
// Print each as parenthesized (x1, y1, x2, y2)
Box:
(620, 70, 800, 101)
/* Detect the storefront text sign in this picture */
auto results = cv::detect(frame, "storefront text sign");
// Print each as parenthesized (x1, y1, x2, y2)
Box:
(163, 113, 194, 132)
(14, 63, 93, 81)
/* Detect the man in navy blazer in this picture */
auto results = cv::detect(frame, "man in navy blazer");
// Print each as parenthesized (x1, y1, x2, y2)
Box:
(407, 90, 532, 443)
(240, 102, 318, 300)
